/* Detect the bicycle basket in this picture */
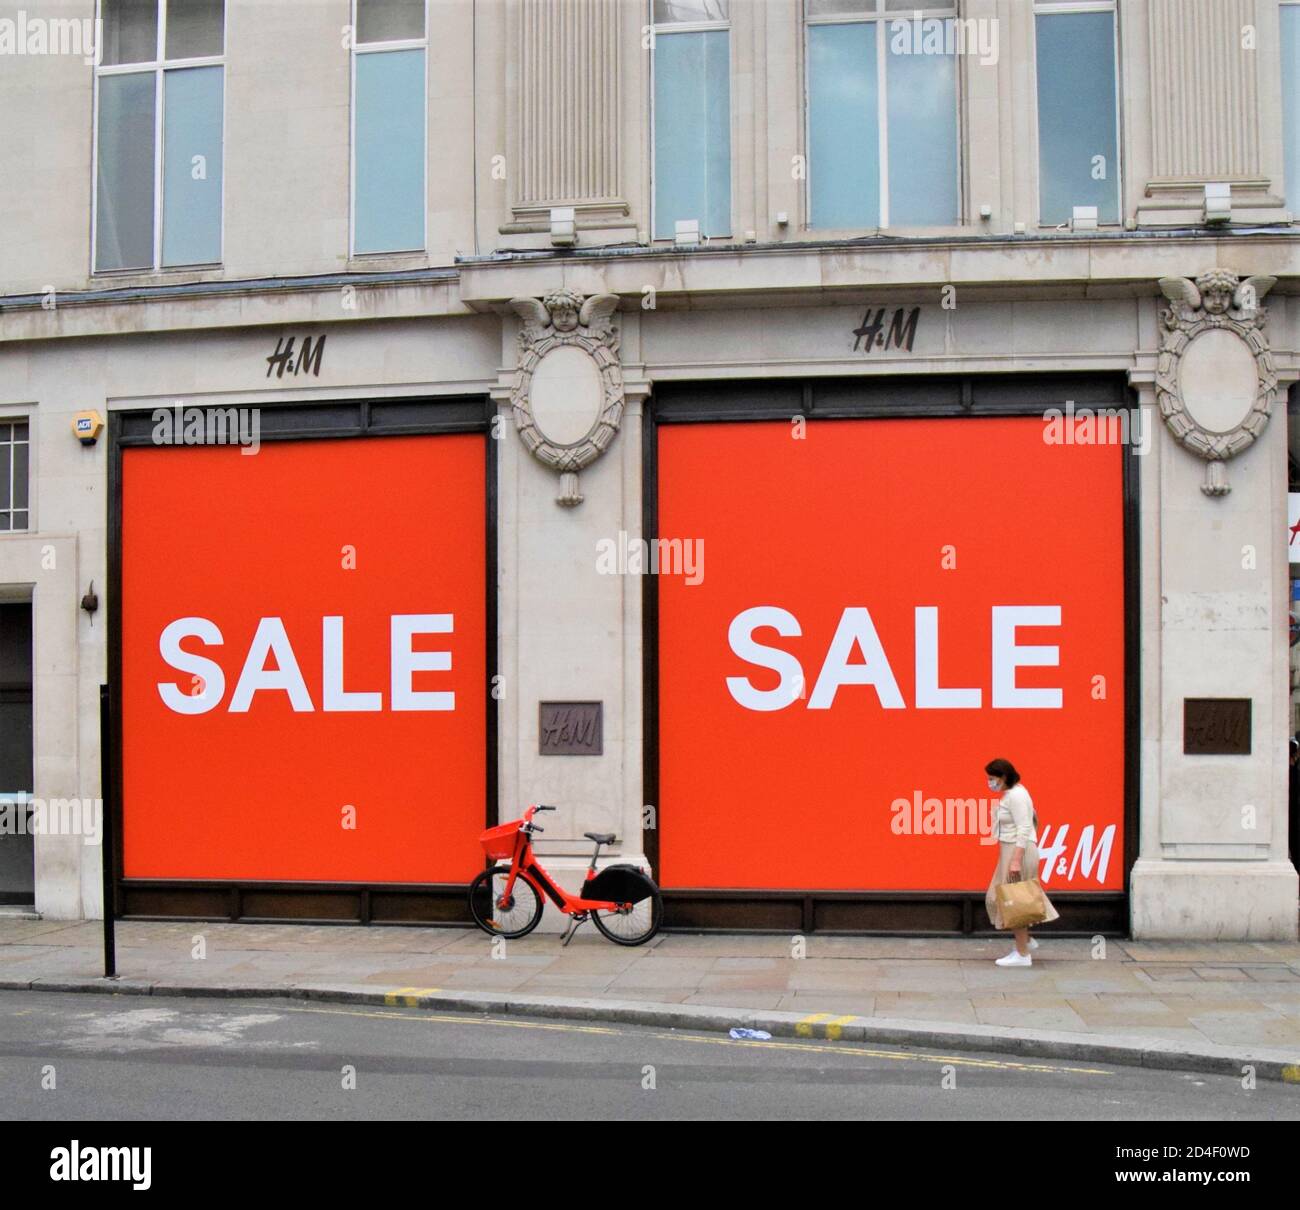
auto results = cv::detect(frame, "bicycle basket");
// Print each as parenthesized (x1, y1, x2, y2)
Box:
(480, 820, 523, 861)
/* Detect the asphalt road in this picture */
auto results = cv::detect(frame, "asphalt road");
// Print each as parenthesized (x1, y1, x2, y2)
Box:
(1, 990, 1297, 1122)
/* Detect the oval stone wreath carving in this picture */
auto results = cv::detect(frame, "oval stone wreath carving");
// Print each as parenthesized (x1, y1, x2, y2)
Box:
(508, 288, 624, 507)
(1155, 270, 1277, 497)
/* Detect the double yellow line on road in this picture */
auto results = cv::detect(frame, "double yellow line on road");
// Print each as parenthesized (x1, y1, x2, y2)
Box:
(384, 987, 442, 1007)
(795, 1011, 858, 1040)
(282, 1001, 1111, 1076)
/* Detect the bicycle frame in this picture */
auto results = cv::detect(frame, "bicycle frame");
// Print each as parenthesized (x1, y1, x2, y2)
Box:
(493, 810, 631, 916)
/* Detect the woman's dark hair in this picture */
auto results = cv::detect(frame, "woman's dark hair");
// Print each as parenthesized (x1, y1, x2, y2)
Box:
(984, 758, 1020, 787)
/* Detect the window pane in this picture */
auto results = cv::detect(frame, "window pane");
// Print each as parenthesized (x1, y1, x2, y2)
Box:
(808, 21, 879, 229)
(654, 0, 728, 22)
(13, 422, 27, 440)
(13, 442, 28, 509)
(165, 0, 224, 59)
(354, 48, 425, 253)
(95, 71, 156, 271)
(1282, 5, 1300, 213)
(162, 66, 224, 265)
(0, 445, 9, 512)
(102, 0, 158, 65)
(653, 30, 731, 238)
(807, 0, 877, 15)
(1036, 11, 1119, 225)
(887, 26, 957, 224)
(12, 513, 28, 530)
(357, 0, 426, 42)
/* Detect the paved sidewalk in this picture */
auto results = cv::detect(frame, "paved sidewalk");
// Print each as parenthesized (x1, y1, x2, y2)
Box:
(4, 916, 1300, 1080)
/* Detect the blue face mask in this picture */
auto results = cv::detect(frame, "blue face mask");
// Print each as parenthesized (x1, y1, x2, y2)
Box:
(987, 777, 1001, 791)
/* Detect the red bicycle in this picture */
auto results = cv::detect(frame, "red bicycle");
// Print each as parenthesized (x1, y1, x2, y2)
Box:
(468, 805, 662, 945)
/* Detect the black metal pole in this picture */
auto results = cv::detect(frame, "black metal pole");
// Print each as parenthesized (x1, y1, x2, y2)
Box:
(99, 682, 115, 978)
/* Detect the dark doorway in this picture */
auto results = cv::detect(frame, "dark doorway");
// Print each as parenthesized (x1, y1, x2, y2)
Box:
(0, 600, 34, 904)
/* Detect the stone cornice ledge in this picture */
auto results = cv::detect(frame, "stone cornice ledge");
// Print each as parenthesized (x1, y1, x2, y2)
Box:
(457, 230, 1300, 308)
(2, 230, 1298, 342)
(0, 267, 467, 344)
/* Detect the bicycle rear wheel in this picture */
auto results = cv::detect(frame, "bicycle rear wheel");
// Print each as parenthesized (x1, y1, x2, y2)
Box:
(590, 884, 662, 946)
(468, 865, 544, 938)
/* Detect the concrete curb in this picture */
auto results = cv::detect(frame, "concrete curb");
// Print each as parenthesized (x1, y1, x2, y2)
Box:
(4, 975, 1300, 1084)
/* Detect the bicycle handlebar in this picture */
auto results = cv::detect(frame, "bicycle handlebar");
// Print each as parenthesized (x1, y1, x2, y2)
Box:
(522, 803, 556, 833)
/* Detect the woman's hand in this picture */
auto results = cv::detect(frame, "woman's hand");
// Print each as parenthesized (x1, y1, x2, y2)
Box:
(1009, 846, 1025, 879)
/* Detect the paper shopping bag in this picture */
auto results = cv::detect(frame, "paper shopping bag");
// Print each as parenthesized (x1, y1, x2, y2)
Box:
(996, 877, 1049, 930)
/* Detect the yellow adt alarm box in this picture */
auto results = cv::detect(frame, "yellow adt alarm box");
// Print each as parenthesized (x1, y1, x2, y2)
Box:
(73, 410, 103, 445)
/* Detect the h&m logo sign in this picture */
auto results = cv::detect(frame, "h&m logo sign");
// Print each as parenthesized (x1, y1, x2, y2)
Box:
(852, 306, 920, 354)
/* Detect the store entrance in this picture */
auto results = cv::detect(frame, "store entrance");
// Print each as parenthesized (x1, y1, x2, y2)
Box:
(0, 599, 34, 905)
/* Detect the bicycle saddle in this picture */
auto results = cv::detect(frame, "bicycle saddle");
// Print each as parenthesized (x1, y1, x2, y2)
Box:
(584, 832, 616, 845)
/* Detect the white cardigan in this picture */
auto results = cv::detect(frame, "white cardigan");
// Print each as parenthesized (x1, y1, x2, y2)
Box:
(992, 783, 1037, 846)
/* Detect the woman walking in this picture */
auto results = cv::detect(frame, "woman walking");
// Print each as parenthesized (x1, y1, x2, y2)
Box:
(984, 758, 1058, 967)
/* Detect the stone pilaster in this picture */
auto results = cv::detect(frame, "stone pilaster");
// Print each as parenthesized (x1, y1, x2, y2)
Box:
(1138, 0, 1286, 225)
(1128, 277, 1298, 939)
(503, 0, 634, 240)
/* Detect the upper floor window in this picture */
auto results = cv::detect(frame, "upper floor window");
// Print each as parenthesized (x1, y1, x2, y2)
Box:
(1034, 0, 1120, 226)
(805, 0, 960, 229)
(651, 0, 732, 241)
(351, 0, 427, 255)
(1282, 2, 1300, 214)
(94, 0, 226, 272)
(0, 422, 29, 533)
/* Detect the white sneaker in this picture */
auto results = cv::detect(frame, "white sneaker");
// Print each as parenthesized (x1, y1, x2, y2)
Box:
(1028, 937, 1039, 951)
(995, 950, 1032, 967)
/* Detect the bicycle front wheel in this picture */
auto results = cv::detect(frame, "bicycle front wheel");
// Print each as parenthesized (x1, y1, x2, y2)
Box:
(468, 865, 544, 939)
(590, 884, 662, 946)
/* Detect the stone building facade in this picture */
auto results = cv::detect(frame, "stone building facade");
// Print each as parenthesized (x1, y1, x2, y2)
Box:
(0, 0, 1297, 938)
